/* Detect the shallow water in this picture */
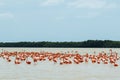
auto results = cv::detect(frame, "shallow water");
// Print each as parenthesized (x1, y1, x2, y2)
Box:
(0, 48, 120, 80)
(0, 48, 120, 54)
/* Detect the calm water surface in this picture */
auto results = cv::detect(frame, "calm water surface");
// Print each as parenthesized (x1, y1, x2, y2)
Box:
(0, 48, 120, 80)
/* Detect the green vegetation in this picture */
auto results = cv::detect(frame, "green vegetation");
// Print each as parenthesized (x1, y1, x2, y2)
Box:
(0, 40, 120, 48)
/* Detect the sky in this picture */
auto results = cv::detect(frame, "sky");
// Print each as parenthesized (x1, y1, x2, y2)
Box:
(0, 0, 120, 42)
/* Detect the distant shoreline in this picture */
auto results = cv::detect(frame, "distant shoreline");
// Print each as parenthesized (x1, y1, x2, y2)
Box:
(0, 47, 117, 48)
(0, 40, 120, 48)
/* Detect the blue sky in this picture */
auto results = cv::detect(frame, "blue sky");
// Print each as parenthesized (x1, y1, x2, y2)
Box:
(0, 0, 120, 42)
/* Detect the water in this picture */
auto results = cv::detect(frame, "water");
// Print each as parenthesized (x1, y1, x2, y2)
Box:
(0, 48, 120, 80)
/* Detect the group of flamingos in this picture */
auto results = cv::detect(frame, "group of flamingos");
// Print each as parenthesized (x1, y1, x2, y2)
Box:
(0, 49, 119, 67)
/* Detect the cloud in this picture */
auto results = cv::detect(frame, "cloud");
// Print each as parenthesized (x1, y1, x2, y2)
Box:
(0, 13, 14, 19)
(67, 0, 118, 9)
(40, 0, 64, 6)
(66, 0, 119, 19)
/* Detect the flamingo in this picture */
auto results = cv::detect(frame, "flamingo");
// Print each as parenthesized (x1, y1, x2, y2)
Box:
(114, 63, 119, 67)
(14, 60, 21, 64)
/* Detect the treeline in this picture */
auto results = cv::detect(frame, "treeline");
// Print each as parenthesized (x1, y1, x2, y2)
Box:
(0, 40, 120, 48)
